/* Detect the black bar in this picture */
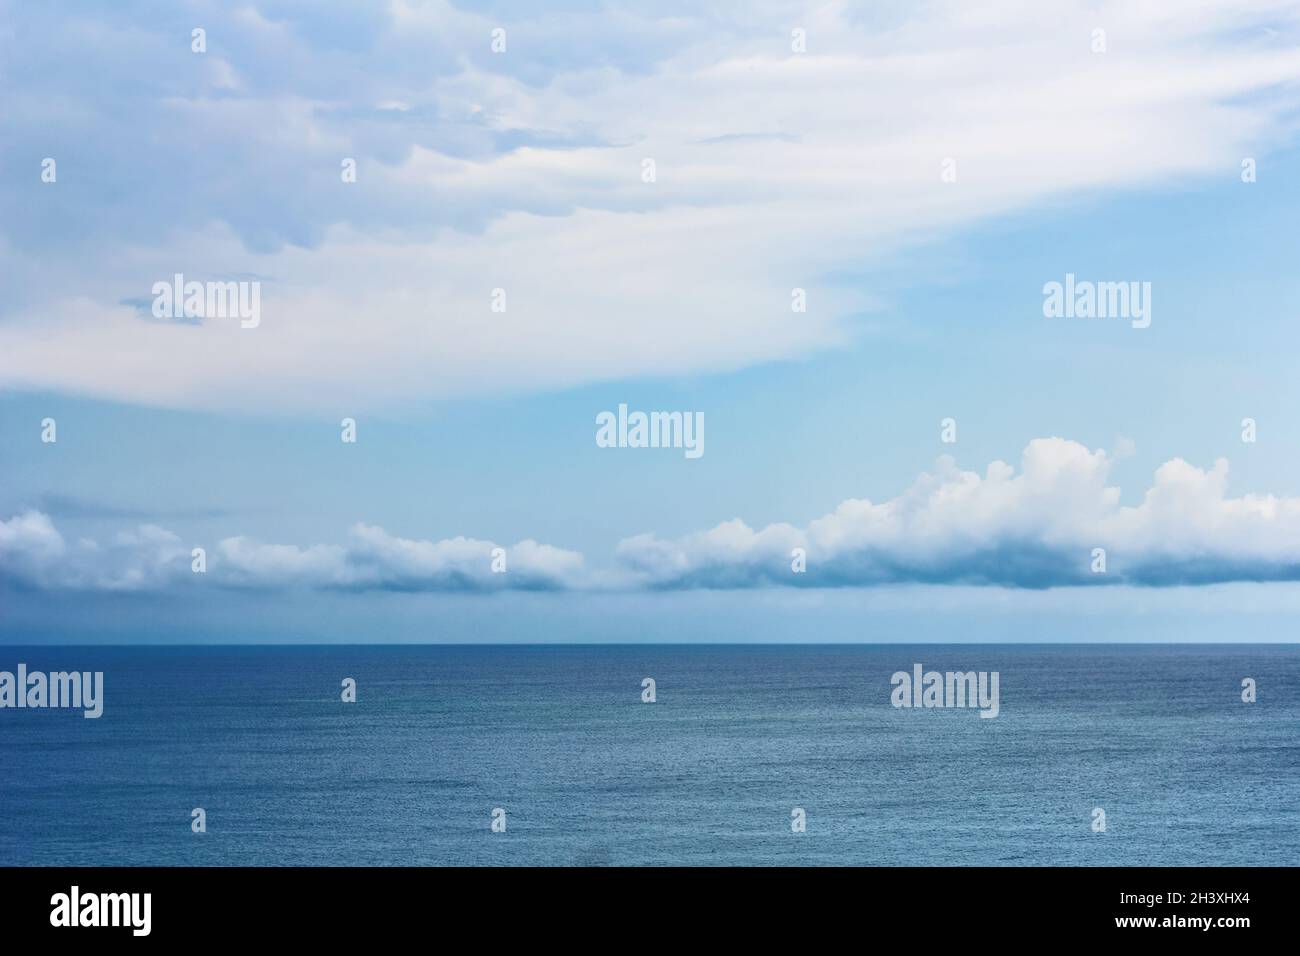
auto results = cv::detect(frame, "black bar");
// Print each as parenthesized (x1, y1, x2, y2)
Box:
(0, 866, 1282, 942)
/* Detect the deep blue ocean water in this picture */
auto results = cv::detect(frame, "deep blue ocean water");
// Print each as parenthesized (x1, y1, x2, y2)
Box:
(0, 645, 1296, 866)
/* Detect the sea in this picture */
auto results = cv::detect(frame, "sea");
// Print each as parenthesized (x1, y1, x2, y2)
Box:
(1, 644, 1296, 866)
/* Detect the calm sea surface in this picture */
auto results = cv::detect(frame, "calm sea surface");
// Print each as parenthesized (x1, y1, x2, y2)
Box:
(1, 645, 1296, 866)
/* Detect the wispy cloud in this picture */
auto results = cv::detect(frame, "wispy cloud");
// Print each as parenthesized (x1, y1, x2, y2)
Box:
(3, 1, 1299, 412)
(32, 494, 234, 521)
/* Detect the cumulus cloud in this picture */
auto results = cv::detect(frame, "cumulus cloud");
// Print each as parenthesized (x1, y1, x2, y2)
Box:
(615, 438, 1300, 589)
(216, 523, 585, 591)
(6, 439, 1300, 592)
(3, 1, 1300, 411)
(0, 517, 583, 593)
(0, 510, 189, 591)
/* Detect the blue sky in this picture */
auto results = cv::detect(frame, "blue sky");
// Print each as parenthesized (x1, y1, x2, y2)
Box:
(3, 1, 1300, 641)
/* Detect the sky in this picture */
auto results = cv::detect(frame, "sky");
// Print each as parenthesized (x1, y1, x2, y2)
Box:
(3, 0, 1300, 642)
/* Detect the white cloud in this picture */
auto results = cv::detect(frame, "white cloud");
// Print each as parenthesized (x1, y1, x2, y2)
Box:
(7, 438, 1300, 592)
(0, 510, 188, 591)
(213, 523, 584, 590)
(615, 438, 1300, 588)
(3, 1, 1299, 411)
(0, 514, 582, 593)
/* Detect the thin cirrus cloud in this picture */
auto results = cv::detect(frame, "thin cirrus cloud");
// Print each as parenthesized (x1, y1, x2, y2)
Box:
(5, 439, 1300, 593)
(3, 1, 1300, 412)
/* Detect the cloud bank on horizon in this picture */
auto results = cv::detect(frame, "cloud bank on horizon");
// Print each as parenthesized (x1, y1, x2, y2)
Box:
(5, 438, 1300, 593)
(2, 0, 1300, 412)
